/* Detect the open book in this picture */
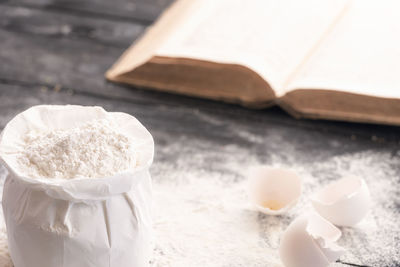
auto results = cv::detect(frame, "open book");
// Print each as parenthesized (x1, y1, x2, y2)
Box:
(106, 0, 400, 125)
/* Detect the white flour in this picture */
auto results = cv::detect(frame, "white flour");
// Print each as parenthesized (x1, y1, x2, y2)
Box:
(0, 130, 398, 266)
(149, 135, 400, 267)
(17, 119, 136, 179)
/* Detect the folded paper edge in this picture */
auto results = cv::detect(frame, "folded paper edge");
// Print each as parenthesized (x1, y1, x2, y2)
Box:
(0, 105, 155, 201)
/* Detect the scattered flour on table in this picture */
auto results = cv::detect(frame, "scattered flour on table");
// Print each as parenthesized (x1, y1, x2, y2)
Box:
(17, 119, 136, 179)
(151, 178, 281, 267)
(0, 133, 399, 266)
(149, 136, 400, 267)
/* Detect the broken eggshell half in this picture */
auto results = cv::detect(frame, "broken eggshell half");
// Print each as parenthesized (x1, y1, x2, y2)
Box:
(279, 212, 346, 267)
(311, 176, 371, 227)
(248, 166, 301, 215)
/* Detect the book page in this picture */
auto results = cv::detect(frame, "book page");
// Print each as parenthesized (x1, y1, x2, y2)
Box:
(156, 0, 348, 96)
(286, 0, 400, 99)
(106, 0, 200, 79)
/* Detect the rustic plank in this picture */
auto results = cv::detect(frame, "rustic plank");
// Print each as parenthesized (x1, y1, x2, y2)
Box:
(1, 0, 174, 24)
(0, 5, 145, 48)
(0, 85, 399, 267)
(0, 4, 148, 101)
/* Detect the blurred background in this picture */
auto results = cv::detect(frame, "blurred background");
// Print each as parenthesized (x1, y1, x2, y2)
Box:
(0, 0, 399, 266)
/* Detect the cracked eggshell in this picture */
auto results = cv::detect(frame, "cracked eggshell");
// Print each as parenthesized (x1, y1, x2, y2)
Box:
(279, 212, 345, 267)
(248, 166, 301, 215)
(311, 176, 371, 227)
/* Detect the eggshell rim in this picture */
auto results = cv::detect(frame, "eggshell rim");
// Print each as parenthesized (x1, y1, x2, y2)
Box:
(248, 166, 302, 215)
(310, 176, 366, 206)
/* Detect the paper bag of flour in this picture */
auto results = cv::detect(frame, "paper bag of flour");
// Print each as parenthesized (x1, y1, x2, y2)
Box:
(0, 105, 154, 267)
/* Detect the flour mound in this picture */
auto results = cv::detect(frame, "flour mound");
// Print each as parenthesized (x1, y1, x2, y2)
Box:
(18, 119, 136, 179)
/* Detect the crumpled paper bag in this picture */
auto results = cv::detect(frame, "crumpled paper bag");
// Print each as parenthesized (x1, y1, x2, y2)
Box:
(0, 105, 154, 267)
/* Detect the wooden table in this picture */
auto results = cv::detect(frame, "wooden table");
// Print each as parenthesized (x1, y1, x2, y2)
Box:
(0, 1, 399, 266)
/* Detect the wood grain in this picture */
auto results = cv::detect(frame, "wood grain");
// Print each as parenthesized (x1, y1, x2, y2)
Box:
(0, 0, 399, 266)
(1, 0, 174, 24)
(0, 5, 145, 48)
(0, 5, 145, 101)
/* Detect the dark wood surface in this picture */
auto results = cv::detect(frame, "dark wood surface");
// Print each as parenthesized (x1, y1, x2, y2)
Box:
(0, 1, 399, 266)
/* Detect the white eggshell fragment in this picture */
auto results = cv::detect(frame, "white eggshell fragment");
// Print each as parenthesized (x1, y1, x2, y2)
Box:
(311, 176, 371, 226)
(279, 212, 345, 267)
(248, 166, 301, 215)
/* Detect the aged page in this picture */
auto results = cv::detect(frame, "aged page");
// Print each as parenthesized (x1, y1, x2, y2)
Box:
(286, 0, 400, 99)
(156, 0, 348, 95)
(106, 0, 201, 79)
